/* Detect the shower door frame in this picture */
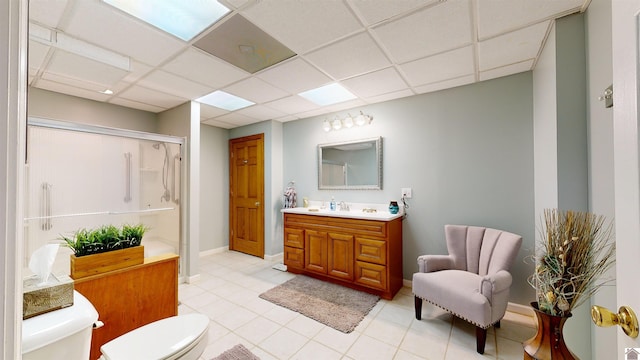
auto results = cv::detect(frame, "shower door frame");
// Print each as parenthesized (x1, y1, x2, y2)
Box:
(26, 117, 187, 279)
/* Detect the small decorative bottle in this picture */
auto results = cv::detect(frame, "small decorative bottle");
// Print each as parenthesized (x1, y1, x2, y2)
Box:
(330, 197, 336, 211)
(389, 201, 399, 214)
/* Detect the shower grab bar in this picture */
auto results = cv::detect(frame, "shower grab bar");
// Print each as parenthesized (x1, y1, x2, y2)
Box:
(25, 207, 176, 221)
(172, 154, 180, 205)
(40, 182, 52, 231)
(124, 152, 132, 203)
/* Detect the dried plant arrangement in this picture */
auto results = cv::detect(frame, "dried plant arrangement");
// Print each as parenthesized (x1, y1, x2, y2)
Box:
(529, 209, 616, 316)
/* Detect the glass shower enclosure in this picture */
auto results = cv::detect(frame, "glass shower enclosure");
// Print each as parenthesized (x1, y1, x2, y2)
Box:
(23, 118, 185, 278)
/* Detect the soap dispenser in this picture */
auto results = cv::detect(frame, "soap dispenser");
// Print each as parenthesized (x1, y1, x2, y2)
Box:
(330, 197, 336, 211)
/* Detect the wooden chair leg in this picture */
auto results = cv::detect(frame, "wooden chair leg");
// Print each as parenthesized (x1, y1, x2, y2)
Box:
(414, 296, 422, 320)
(476, 326, 487, 354)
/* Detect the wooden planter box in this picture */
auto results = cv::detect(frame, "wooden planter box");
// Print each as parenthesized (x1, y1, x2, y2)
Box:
(70, 246, 144, 279)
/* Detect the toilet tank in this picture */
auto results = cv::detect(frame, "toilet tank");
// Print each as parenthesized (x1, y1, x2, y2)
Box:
(22, 290, 99, 360)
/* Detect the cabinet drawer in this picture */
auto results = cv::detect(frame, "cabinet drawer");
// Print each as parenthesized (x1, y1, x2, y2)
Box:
(355, 261, 387, 290)
(284, 246, 304, 269)
(284, 228, 304, 248)
(355, 237, 386, 265)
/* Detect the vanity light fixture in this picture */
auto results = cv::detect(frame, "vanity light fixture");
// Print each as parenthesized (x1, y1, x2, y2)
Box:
(322, 111, 372, 132)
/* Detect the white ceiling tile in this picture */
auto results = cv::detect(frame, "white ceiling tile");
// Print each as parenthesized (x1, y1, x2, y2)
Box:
(28, 40, 51, 74)
(400, 46, 474, 87)
(364, 89, 415, 104)
(29, 0, 69, 28)
(35, 78, 111, 102)
(223, 0, 250, 10)
(342, 67, 408, 98)
(478, 21, 549, 71)
(274, 115, 299, 122)
(257, 58, 332, 94)
(224, 77, 289, 104)
(236, 104, 286, 121)
(322, 99, 367, 114)
(215, 112, 259, 126)
(200, 103, 229, 119)
(202, 118, 234, 129)
(373, 0, 472, 63)
(41, 71, 106, 92)
(109, 97, 166, 113)
(479, 60, 534, 82)
(242, 0, 362, 54)
(44, 49, 129, 87)
(477, 0, 584, 39)
(118, 84, 187, 109)
(122, 61, 153, 83)
(137, 70, 214, 100)
(306, 32, 390, 80)
(64, 0, 185, 66)
(414, 74, 475, 94)
(163, 48, 249, 89)
(349, 0, 439, 25)
(265, 95, 319, 114)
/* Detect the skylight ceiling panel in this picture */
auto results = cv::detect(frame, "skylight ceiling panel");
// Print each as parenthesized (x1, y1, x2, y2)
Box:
(162, 48, 249, 89)
(373, 0, 472, 63)
(478, 21, 549, 71)
(64, 0, 184, 67)
(236, 104, 287, 121)
(341, 67, 409, 99)
(242, 0, 362, 54)
(400, 46, 474, 87)
(45, 49, 129, 88)
(480, 60, 534, 82)
(137, 70, 214, 100)
(306, 32, 391, 80)
(257, 58, 331, 94)
(349, 0, 439, 26)
(224, 77, 289, 104)
(414, 74, 475, 94)
(477, 0, 584, 39)
(264, 95, 319, 115)
(118, 84, 187, 109)
(109, 97, 166, 113)
(29, 0, 69, 28)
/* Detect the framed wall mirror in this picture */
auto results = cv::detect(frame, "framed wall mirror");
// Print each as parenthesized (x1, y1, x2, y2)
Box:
(318, 137, 382, 190)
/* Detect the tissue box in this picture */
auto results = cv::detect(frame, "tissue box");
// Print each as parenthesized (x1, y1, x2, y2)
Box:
(23, 274, 74, 319)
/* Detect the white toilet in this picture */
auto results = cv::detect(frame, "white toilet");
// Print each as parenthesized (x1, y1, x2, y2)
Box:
(99, 313, 209, 360)
(22, 290, 99, 360)
(22, 290, 209, 360)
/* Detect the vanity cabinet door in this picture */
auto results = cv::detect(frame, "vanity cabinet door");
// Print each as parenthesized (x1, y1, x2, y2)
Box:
(284, 228, 304, 248)
(305, 229, 328, 274)
(284, 246, 304, 269)
(355, 237, 386, 265)
(355, 261, 387, 290)
(327, 232, 354, 280)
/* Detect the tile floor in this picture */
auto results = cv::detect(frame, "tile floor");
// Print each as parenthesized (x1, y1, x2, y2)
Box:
(180, 251, 536, 360)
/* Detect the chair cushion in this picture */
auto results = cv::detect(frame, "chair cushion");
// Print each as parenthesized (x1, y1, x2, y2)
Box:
(413, 270, 491, 327)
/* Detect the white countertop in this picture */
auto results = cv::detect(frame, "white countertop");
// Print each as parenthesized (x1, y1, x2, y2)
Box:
(281, 201, 404, 221)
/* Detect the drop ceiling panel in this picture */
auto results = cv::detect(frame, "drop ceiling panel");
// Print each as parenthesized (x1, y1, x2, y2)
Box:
(122, 61, 153, 83)
(28, 40, 51, 75)
(64, 0, 185, 66)
(224, 77, 289, 104)
(202, 118, 234, 128)
(349, 0, 440, 26)
(118, 85, 187, 109)
(479, 60, 534, 82)
(200, 103, 229, 120)
(36, 78, 111, 102)
(477, 0, 584, 39)
(306, 32, 391, 80)
(373, 0, 472, 63)
(29, 0, 69, 28)
(236, 104, 286, 121)
(41, 71, 108, 92)
(265, 95, 319, 114)
(478, 21, 549, 71)
(414, 74, 475, 94)
(137, 70, 214, 100)
(242, 0, 362, 54)
(45, 50, 129, 87)
(109, 97, 166, 113)
(215, 112, 258, 126)
(365, 89, 415, 103)
(400, 46, 474, 87)
(162, 48, 249, 89)
(257, 58, 332, 94)
(342, 67, 409, 98)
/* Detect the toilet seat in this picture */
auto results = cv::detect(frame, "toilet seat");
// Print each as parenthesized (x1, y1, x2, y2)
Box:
(100, 313, 209, 360)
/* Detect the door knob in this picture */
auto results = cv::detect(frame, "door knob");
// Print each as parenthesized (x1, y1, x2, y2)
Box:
(255, 202, 260, 206)
(591, 305, 639, 338)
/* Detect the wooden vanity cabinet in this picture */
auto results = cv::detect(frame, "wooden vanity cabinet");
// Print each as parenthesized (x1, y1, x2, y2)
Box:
(283, 213, 403, 300)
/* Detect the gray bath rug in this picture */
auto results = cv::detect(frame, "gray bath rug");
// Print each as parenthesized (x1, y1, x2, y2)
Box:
(212, 344, 260, 360)
(259, 275, 380, 333)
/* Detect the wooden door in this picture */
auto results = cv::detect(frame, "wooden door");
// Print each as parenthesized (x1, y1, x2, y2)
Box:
(229, 134, 264, 258)
(328, 232, 354, 280)
(305, 229, 327, 274)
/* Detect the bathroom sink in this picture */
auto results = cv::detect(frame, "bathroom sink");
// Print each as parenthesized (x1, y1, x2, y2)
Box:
(281, 205, 402, 221)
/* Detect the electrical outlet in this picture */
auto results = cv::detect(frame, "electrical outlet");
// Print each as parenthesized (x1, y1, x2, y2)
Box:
(401, 188, 412, 199)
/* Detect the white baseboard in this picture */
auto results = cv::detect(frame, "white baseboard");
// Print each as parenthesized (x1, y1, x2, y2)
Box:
(266, 252, 283, 263)
(199, 246, 228, 257)
(185, 273, 201, 284)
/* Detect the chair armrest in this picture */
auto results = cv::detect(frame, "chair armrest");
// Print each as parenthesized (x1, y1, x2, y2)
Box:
(417, 255, 454, 273)
(479, 270, 512, 300)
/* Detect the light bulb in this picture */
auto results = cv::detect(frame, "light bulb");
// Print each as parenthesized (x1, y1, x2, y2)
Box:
(332, 118, 342, 130)
(355, 112, 366, 126)
(344, 114, 354, 128)
(322, 119, 332, 132)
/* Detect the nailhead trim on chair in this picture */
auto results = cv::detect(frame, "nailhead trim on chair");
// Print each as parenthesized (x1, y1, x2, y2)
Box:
(413, 293, 495, 330)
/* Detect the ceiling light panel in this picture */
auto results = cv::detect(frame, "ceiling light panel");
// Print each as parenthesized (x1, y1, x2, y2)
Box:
(299, 83, 357, 106)
(196, 90, 255, 111)
(373, 0, 472, 63)
(194, 14, 296, 74)
(103, 0, 230, 41)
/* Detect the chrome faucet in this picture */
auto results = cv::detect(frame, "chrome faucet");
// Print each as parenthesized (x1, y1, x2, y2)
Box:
(338, 201, 350, 211)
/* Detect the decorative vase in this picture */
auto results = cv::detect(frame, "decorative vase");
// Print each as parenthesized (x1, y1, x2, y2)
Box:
(523, 302, 577, 360)
(389, 201, 399, 214)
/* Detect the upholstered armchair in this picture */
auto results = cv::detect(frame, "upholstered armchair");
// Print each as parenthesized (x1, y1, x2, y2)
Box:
(412, 225, 522, 354)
